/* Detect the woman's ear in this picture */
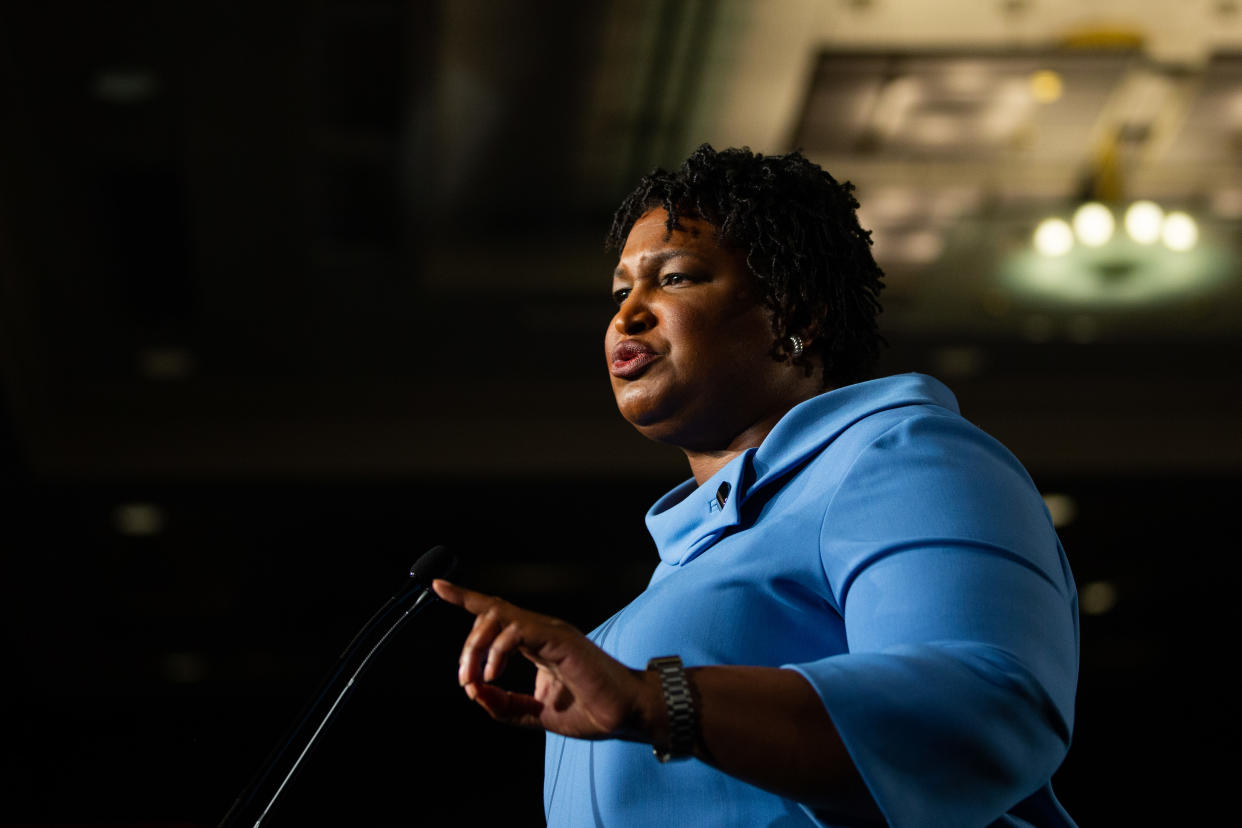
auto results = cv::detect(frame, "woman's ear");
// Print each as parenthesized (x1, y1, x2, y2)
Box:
(789, 327, 818, 356)
(797, 323, 818, 349)
(768, 326, 816, 365)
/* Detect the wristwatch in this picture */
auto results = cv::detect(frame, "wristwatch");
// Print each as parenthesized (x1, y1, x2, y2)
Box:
(646, 655, 697, 762)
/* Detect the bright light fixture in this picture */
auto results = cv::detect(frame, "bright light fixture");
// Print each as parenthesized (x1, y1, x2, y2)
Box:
(1041, 493, 1078, 527)
(1033, 218, 1074, 256)
(114, 502, 166, 536)
(1013, 205, 1231, 308)
(1161, 211, 1198, 251)
(1124, 200, 1163, 244)
(899, 230, 944, 264)
(1029, 70, 1063, 103)
(1080, 581, 1119, 616)
(1072, 202, 1114, 247)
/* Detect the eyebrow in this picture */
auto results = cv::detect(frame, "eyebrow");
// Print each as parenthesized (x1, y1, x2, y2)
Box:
(613, 248, 706, 278)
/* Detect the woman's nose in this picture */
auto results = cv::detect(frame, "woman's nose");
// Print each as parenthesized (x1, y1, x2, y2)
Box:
(613, 293, 655, 335)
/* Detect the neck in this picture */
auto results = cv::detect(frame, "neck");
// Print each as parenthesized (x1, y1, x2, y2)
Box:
(681, 408, 792, 486)
(680, 370, 831, 486)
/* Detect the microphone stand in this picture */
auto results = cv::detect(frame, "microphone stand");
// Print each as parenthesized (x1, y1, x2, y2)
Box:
(219, 546, 455, 827)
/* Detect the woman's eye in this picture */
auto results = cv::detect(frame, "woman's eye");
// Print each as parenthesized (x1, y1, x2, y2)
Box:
(661, 272, 689, 286)
(612, 287, 631, 305)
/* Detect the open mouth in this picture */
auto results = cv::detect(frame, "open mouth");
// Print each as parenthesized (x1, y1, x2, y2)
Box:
(610, 341, 662, 379)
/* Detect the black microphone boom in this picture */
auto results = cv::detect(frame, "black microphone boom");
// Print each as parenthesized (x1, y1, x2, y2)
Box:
(219, 545, 457, 827)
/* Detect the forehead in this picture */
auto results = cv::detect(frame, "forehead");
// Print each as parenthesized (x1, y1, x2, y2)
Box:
(617, 208, 726, 267)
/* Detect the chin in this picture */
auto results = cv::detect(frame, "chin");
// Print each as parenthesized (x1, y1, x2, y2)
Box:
(616, 401, 679, 443)
(614, 385, 665, 424)
(621, 405, 703, 448)
(619, 405, 667, 432)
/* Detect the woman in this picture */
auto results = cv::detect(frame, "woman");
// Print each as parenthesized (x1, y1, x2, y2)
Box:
(433, 146, 1078, 827)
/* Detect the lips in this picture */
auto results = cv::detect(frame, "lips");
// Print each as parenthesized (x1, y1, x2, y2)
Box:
(610, 339, 662, 379)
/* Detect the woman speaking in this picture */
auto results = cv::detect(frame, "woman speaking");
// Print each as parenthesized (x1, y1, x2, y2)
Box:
(433, 145, 1078, 827)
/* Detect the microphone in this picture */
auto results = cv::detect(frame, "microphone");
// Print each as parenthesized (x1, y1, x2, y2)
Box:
(219, 545, 458, 827)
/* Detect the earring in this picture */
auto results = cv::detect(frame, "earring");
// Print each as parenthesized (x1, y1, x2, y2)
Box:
(786, 335, 804, 359)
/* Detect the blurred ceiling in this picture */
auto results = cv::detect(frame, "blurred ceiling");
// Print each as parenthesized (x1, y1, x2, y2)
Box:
(1, 0, 1239, 480)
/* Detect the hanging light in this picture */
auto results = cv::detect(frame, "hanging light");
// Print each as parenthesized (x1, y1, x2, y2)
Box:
(1161, 211, 1198, 251)
(1123, 200, 1164, 244)
(1072, 202, 1114, 247)
(1033, 218, 1074, 256)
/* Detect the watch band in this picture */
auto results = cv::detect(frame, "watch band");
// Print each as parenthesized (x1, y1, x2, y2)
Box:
(646, 655, 697, 762)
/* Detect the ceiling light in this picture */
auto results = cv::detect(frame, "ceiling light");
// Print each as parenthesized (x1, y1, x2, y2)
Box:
(1029, 70, 1063, 103)
(1033, 218, 1074, 256)
(1041, 493, 1078, 527)
(1080, 581, 1119, 616)
(911, 113, 962, 146)
(1210, 188, 1242, 218)
(862, 186, 918, 224)
(1161, 211, 1198, 251)
(114, 503, 165, 537)
(1072, 202, 1114, 247)
(1123, 200, 1163, 244)
(871, 76, 920, 138)
(1014, 205, 1227, 307)
(899, 230, 944, 264)
(930, 187, 982, 220)
(982, 79, 1032, 139)
(944, 61, 989, 96)
(91, 70, 160, 104)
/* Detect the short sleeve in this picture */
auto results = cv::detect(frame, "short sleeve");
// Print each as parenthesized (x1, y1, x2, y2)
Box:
(788, 410, 1079, 828)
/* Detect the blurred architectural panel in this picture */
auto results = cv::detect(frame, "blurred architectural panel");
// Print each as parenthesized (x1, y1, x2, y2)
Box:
(795, 51, 1132, 164)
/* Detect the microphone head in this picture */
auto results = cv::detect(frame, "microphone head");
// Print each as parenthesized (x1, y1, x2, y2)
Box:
(408, 544, 456, 583)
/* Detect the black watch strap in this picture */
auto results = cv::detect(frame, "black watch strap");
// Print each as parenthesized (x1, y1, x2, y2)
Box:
(647, 655, 697, 762)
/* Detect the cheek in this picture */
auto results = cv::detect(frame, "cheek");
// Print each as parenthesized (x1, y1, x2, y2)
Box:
(603, 317, 624, 357)
(703, 305, 775, 360)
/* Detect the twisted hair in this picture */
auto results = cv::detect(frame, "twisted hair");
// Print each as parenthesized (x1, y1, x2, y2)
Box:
(606, 144, 885, 387)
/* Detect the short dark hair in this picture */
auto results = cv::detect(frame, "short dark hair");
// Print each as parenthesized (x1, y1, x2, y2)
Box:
(606, 144, 885, 387)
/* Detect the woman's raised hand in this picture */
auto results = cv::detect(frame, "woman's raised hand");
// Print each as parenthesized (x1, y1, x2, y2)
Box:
(432, 580, 658, 742)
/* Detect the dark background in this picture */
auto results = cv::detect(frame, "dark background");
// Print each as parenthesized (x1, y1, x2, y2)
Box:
(2, 2, 1239, 825)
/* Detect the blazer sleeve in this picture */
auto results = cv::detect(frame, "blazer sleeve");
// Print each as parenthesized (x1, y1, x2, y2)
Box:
(787, 409, 1079, 828)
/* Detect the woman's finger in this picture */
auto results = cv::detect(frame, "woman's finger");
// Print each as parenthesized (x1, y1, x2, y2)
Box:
(433, 579, 504, 616)
(431, 578, 465, 606)
(467, 682, 545, 727)
(484, 617, 526, 683)
(459, 603, 511, 686)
